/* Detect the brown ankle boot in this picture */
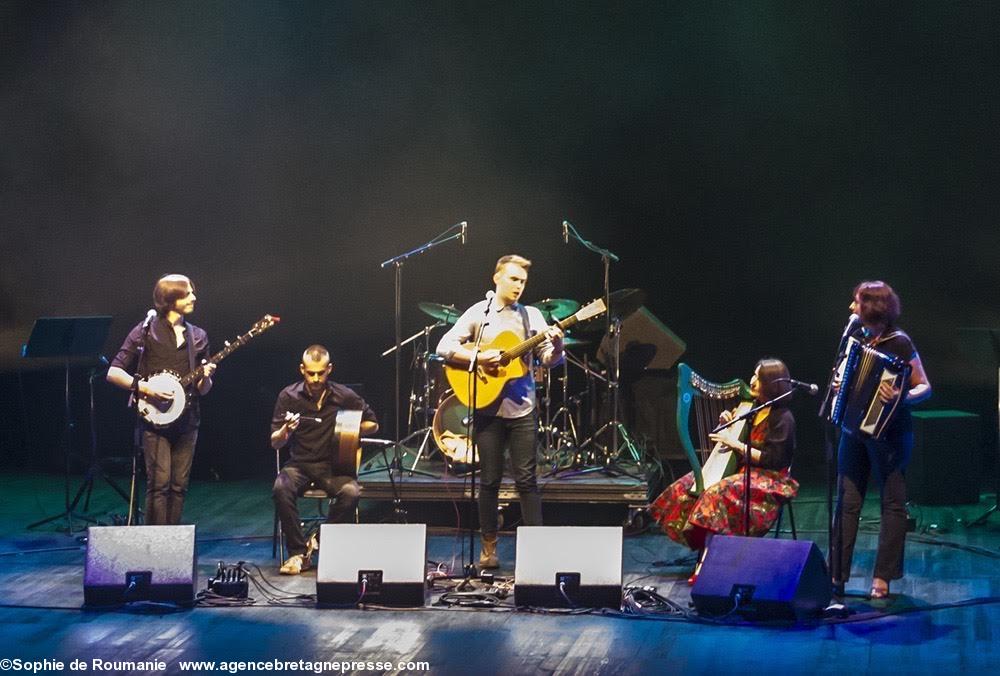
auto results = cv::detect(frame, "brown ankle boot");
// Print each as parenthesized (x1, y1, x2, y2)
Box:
(479, 533, 499, 569)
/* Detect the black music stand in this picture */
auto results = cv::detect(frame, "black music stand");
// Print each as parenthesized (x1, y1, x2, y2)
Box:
(957, 327, 1000, 526)
(23, 316, 113, 532)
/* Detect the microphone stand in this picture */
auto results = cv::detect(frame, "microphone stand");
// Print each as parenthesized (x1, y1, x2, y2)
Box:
(818, 315, 858, 589)
(380, 222, 465, 521)
(712, 388, 796, 536)
(127, 316, 156, 525)
(463, 300, 491, 575)
(562, 221, 637, 474)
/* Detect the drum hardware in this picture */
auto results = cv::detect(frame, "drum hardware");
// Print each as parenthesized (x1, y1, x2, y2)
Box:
(547, 288, 646, 480)
(539, 344, 606, 475)
(381, 318, 454, 479)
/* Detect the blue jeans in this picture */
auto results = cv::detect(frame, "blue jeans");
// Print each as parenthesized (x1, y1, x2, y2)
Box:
(474, 412, 543, 535)
(142, 427, 197, 525)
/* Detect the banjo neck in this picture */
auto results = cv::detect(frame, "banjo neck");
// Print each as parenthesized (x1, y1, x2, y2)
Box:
(176, 315, 280, 389)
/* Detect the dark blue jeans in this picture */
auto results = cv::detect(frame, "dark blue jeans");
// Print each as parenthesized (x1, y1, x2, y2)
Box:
(832, 428, 912, 583)
(142, 427, 197, 525)
(474, 412, 543, 535)
(273, 461, 360, 556)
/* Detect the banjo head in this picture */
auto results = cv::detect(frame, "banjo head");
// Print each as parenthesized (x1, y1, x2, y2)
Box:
(138, 371, 188, 427)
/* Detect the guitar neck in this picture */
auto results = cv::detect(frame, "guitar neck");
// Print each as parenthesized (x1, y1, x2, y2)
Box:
(502, 316, 577, 362)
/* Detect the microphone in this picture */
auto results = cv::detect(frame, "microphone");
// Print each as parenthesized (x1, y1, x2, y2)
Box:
(841, 313, 861, 340)
(460, 221, 467, 245)
(562, 220, 570, 244)
(142, 309, 157, 328)
(778, 378, 820, 395)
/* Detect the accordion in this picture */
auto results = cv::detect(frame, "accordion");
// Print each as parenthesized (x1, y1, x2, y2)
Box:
(829, 336, 910, 439)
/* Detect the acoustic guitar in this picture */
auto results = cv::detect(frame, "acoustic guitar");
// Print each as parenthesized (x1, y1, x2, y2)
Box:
(444, 298, 606, 409)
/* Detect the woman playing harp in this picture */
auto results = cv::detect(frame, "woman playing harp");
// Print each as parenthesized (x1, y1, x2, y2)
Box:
(649, 358, 799, 579)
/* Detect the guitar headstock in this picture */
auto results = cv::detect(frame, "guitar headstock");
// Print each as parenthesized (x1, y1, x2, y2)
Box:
(250, 314, 281, 336)
(574, 299, 607, 323)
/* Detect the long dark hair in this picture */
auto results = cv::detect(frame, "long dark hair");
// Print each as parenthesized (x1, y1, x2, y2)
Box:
(755, 357, 791, 405)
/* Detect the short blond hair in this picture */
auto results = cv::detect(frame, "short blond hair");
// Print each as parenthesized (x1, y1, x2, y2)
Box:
(494, 254, 531, 274)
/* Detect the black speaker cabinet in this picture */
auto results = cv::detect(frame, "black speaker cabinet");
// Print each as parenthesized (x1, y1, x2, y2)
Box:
(691, 535, 830, 621)
(83, 525, 197, 606)
(598, 306, 686, 371)
(316, 524, 427, 607)
(907, 410, 981, 505)
(514, 526, 623, 608)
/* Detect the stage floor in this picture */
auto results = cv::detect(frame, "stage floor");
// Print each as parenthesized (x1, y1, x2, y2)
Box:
(1, 472, 998, 674)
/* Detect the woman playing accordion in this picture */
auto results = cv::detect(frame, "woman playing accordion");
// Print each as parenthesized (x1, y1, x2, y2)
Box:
(831, 281, 931, 600)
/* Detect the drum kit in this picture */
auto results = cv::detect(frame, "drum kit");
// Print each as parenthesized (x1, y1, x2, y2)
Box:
(398, 290, 647, 476)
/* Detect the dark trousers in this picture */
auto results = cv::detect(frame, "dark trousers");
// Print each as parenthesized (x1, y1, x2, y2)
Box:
(142, 427, 197, 525)
(832, 429, 912, 583)
(475, 412, 543, 535)
(273, 460, 360, 556)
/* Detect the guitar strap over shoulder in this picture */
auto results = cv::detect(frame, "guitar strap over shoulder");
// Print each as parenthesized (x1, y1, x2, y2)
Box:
(517, 304, 533, 365)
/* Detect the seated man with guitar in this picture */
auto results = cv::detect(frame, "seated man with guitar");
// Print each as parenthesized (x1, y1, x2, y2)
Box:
(107, 274, 216, 526)
(270, 345, 378, 575)
(436, 254, 568, 569)
(648, 358, 799, 583)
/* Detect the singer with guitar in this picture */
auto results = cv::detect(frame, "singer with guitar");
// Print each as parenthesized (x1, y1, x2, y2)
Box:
(436, 254, 566, 569)
(107, 274, 215, 525)
(648, 358, 799, 583)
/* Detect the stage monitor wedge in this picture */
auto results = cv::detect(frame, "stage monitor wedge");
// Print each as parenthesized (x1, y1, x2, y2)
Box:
(514, 526, 623, 608)
(83, 525, 197, 607)
(316, 523, 427, 607)
(691, 535, 830, 622)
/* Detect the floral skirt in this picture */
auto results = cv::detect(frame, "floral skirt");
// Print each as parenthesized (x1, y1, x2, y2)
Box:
(649, 468, 799, 550)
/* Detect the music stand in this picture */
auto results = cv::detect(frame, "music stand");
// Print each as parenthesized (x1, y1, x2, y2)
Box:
(22, 316, 112, 532)
(956, 327, 1000, 526)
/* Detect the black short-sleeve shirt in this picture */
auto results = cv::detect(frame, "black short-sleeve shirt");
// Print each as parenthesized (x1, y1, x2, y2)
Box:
(271, 381, 378, 469)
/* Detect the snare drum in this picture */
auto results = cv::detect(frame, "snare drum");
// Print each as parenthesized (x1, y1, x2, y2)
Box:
(432, 394, 475, 465)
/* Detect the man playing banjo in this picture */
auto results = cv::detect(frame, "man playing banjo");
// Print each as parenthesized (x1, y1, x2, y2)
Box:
(107, 274, 215, 525)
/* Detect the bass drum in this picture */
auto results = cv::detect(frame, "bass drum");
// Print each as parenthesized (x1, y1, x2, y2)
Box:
(432, 394, 475, 466)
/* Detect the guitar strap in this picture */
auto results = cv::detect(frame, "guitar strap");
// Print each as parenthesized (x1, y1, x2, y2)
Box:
(517, 304, 533, 367)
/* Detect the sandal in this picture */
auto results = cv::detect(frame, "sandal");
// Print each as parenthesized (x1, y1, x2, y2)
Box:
(869, 579, 890, 600)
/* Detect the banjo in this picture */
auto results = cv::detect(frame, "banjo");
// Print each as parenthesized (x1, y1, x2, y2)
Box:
(135, 314, 280, 427)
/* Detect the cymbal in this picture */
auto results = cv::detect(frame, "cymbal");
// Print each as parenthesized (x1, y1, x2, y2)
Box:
(532, 298, 580, 322)
(417, 302, 460, 325)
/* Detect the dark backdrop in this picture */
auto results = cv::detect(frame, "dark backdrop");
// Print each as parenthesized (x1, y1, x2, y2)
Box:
(2, 2, 998, 482)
